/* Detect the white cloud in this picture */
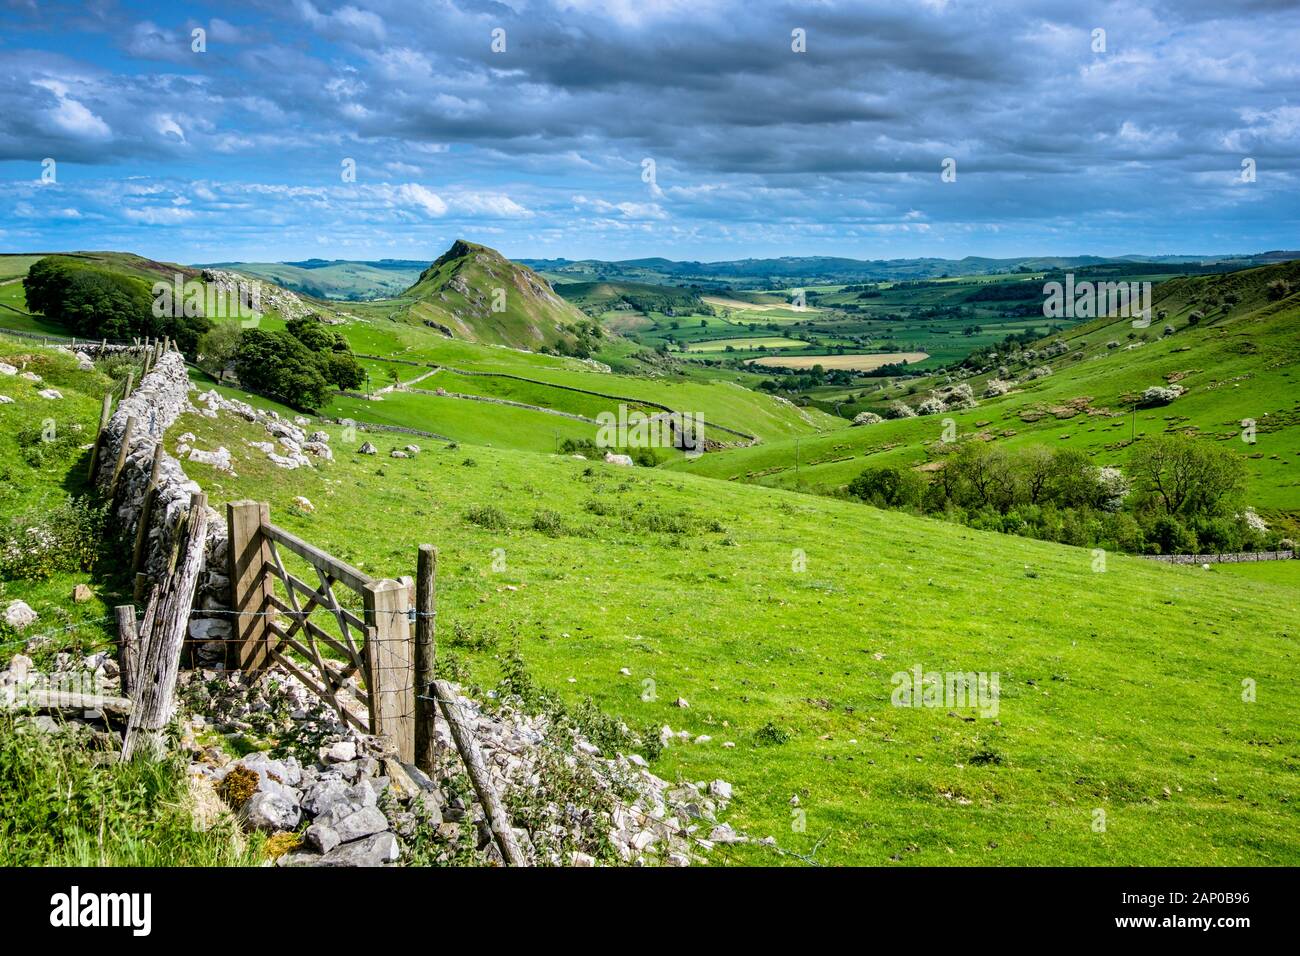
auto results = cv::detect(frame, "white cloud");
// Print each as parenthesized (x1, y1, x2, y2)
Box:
(31, 78, 111, 140)
(394, 183, 448, 216)
(123, 206, 196, 224)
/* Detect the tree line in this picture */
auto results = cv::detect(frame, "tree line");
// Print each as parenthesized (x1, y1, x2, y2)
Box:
(846, 435, 1279, 556)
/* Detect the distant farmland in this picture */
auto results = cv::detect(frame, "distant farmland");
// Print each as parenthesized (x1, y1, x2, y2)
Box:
(747, 351, 929, 370)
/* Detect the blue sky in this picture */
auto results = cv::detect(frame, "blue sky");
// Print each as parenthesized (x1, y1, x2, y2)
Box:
(1, 0, 1297, 264)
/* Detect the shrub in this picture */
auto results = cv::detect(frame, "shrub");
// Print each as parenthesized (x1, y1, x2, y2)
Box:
(465, 505, 510, 530)
(530, 509, 571, 537)
(755, 720, 792, 745)
(0, 498, 107, 581)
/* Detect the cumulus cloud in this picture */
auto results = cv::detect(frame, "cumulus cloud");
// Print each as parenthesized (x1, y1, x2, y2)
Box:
(0, 0, 1297, 258)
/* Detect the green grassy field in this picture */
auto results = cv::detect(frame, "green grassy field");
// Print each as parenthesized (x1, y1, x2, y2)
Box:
(157, 394, 1300, 866)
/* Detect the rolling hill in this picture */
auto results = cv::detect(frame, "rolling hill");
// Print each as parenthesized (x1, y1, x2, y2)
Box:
(671, 261, 1300, 533)
(196, 258, 427, 300)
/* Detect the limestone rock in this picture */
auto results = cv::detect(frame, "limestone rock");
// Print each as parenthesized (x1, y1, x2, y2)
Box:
(4, 600, 37, 630)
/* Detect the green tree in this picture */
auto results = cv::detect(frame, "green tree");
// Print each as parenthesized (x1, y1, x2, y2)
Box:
(197, 323, 243, 381)
(847, 466, 925, 509)
(1129, 435, 1245, 517)
(234, 330, 330, 410)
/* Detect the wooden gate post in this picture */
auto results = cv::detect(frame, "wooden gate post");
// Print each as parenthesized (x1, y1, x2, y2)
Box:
(228, 500, 275, 672)
(414, 544, 437, 773)
(121, 493, 208, 762)
(131, 442, 165, 574)
(364, 578, 415, 763)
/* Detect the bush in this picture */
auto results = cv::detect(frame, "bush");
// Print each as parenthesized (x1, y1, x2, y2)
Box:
(848, 466, 925, 509)
(465, 505, 510, 530)
(0, 498, 107, 581)
(1147, 515, 1197, 555)
(530, 509, 571, 537)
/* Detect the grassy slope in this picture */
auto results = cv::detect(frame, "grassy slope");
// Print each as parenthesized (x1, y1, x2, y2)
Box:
(172, 400, 1300, 866)
(671, 263, 1300, 525)
(0, 338, 121, 654)
(0, 340, 258, 866)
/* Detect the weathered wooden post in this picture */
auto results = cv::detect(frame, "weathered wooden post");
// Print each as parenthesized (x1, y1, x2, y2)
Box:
(121, 493, 208, 762)
(433, 679, 526, 866)
(227, 500, 275, 672)
(415, 544, 437, 773)
(363, 577, 414, 763)
(115, 604, 139, 699)
(87, 390, 113, 481)
(108, 415, 137, 500)
(131, 442, 165, 574)
(122, 368, 135, 401)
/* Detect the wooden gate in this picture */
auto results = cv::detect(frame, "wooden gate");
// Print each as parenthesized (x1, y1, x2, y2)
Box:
(226, 501, 415, 761)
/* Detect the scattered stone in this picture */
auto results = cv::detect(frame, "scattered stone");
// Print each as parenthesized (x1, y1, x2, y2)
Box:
(241, 790, 302, 832)
(188, 446, 235, 473)
(0, 395, 13, 405)
(674, 697, 690, 708)
(0, 362, 16, 376)
(325, 740, 357, 764)
(37, 388, 63, 400)
(292, 496, 315, 513)
(71, 584, 94, 604)
(4, 600, 37, 631)
(358, 441, 377, 455)
(390, 449, 409, 459)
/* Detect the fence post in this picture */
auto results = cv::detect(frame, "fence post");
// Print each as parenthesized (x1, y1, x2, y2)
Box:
(228, 500, 275, 673)
(115, 604, 138, 699)
(87, 391, 113, 481)
(363, 577, 414, 763)
(131, 442, 165, 574)
(415, 545, 437, 774)
(121, 493, 208, 762)
(108, 415, 137, 501)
